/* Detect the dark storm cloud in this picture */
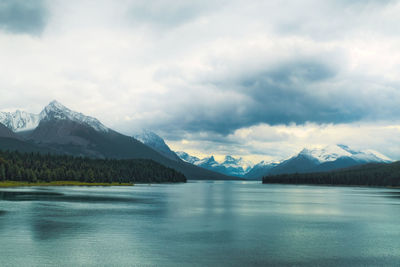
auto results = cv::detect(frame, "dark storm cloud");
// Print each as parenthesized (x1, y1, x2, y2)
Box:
(0, 0, 48, 35)
(153, 57, 400, 136)
(237, 60, 358, 125)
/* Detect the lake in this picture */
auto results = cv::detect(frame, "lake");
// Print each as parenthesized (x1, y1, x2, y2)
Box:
(1, 181, 400, 266)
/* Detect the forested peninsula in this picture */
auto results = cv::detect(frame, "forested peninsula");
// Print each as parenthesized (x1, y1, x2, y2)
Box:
(0, 150, 186, 186)
(263, 161, 400, 187)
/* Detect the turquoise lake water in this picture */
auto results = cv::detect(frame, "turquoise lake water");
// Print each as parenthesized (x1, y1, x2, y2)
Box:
(1, 181, 400, 266)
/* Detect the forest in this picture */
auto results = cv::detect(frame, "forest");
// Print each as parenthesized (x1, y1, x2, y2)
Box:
(0, 150, 186, 183)
(263, 161, 400, 187)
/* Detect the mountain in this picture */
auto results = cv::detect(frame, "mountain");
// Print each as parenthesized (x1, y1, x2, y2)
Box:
(176, 151, 201, 164)
(39, 100, 109, 132)
(0, 101, 234, 180)
(244, 161, 278, 179)
(249, 144, 392, 179)
(220, 156, 252, 176)
(177, 152, 251, 177)
(0, 122, 56, 154)
(300, 144, 391, 164)
(0, 110, 40, 132)
(267, 151, 321, 175)
(0, 100, 107, 133)
(134, 130, 181, 161)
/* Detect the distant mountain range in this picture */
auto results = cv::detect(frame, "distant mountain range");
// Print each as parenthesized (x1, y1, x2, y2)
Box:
(176, 152, 252, 177)
(253, 145, 392, 178)
(0, 101, 234, 180)
(130, 129, 392, 179)
(175, 145, 392, 179)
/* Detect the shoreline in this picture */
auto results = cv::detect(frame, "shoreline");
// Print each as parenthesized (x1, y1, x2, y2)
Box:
(0, 181, 134, 187)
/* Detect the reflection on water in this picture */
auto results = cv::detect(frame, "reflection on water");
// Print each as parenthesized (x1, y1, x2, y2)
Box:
(0, 190, 155, 203)
(0, 182, 400, 266)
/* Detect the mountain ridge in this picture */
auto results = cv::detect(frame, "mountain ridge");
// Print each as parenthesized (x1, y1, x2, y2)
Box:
(245, 145, 392, 179)
(177, 152, 252, 177)
(0, 100, 108, 133)
(0, 101, 235, 180)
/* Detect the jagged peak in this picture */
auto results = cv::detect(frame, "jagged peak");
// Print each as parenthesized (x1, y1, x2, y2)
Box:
(0, 109, 40, 132)
(0, 101, 109, 133)
(255, 160, 279, 166)
(134, 129, 165, 144)
(48, 99, 64, 108)
(223, 155, 242, 162)
(41, 100, 69, 115)
(296, 144, 391, 163)
(299, 148, 310, 155)
(40, 100, 109, 132)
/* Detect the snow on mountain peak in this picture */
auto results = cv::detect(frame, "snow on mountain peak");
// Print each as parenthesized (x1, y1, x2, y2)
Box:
(0, 100, 109, 133)
(222, 155, 254, 171)
(0, 110, 40, 132)
(198, 156, 218, 166)
(133, 129, 181, 161)
(134, 129, 164, 145)
(176, 152, 254, 176)
(40, 100, 109, 132)
(176, 151, 200, 164)
(299, 145, 351, 162)
(298, 144, 391, 163)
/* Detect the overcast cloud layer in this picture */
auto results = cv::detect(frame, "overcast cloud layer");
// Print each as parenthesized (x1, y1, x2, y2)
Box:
(0, 0, 399, 161)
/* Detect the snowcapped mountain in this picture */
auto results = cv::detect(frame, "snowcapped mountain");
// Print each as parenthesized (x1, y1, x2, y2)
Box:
(247, 144, 392, 179)
(222, 155, 252, 170)
(133, 130, 181, 161)
(0, 110, 40, 132)
(177, 152, 253, 177)
(40, 100, 108, 132)
(0, 100, 108, 133)
(176, 151, 201, 164)
(300, 144, 391, 164)
(0, 101, 233, 180)
(197, 156, 220, 168)
(177, 143, 391, 179)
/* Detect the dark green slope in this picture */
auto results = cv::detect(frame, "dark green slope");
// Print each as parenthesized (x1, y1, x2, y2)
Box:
(0, 123, 19, 139)
(0, 137, 56, 154)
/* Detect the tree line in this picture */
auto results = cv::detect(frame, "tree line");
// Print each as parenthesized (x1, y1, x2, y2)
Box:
(0, 150, 186, 183)
(263, 161, 400, 187)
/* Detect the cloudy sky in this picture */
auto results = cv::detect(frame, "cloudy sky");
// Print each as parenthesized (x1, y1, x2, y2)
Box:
(0, 0, 399, 163)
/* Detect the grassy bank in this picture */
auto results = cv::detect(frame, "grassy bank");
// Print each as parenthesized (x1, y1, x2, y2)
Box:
(0, 181, 134, 187)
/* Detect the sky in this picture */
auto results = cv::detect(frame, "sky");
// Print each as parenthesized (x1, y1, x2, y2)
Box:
(0, 0, 399, 163)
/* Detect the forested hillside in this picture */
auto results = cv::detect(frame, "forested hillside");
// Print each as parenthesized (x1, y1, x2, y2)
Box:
(0, 150, 186, 183)
(263, 161, 400, 187)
